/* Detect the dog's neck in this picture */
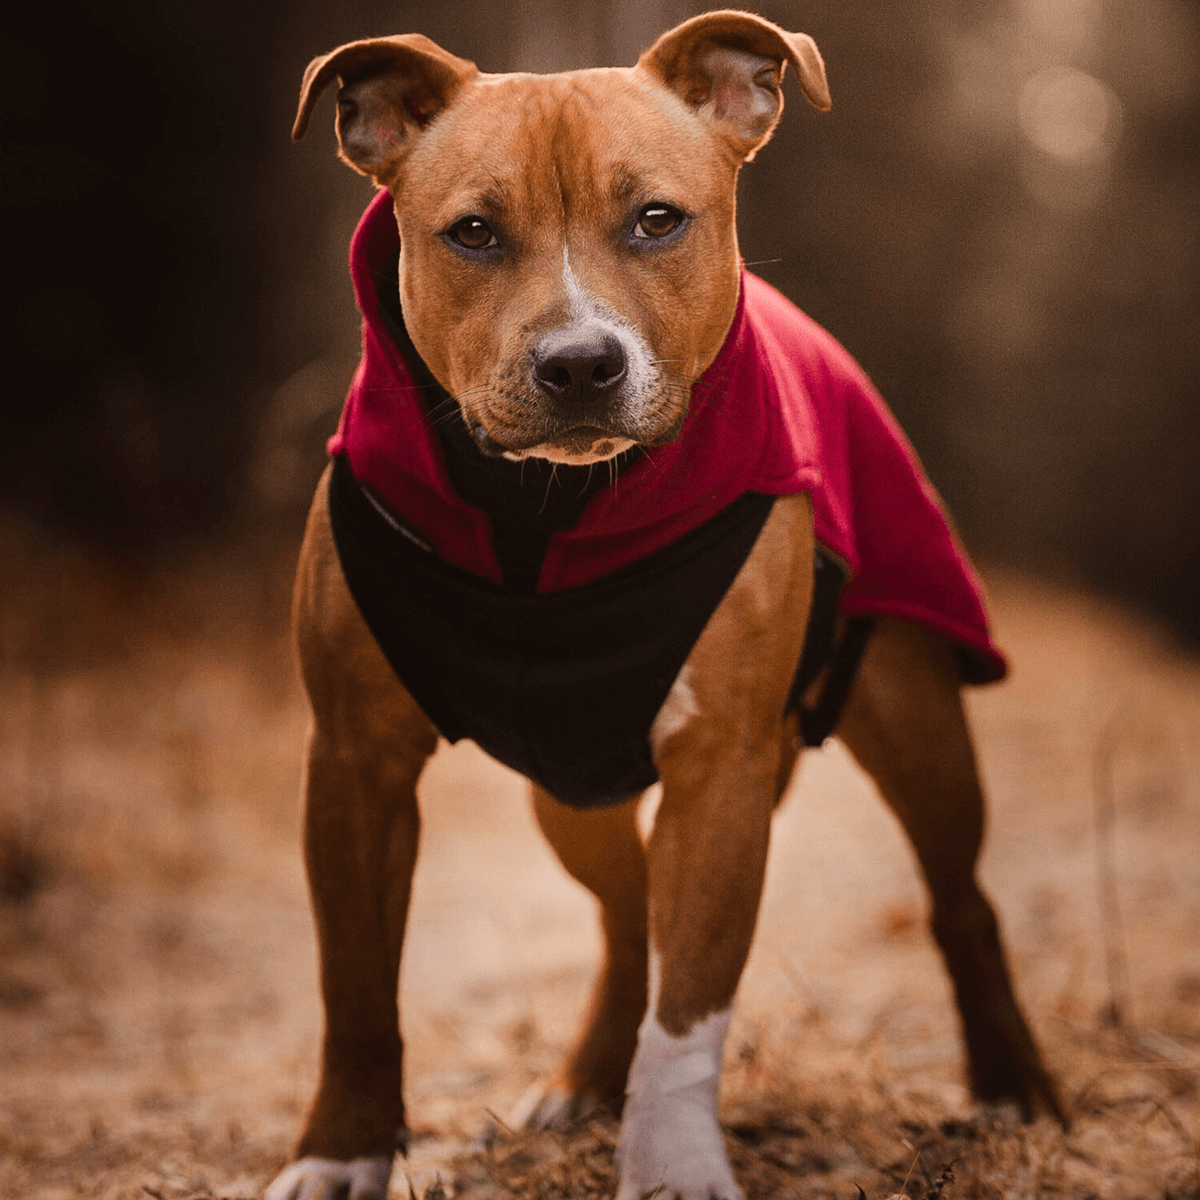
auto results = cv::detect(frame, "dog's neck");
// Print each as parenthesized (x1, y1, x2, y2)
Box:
(373, 259, 633, 592)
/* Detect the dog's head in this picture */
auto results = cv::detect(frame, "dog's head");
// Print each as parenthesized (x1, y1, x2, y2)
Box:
(294, 11, 830, 465)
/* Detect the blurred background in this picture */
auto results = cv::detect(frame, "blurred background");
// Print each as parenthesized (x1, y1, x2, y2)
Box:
(3, 5, 1200, 1196)
(2, 0, 1197, 634)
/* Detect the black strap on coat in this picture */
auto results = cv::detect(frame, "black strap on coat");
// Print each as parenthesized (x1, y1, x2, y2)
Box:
(784, 548, 875, 748)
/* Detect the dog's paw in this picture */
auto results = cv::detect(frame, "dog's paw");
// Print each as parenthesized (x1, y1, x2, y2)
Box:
(507, 1080, 605, 1132)
(616, 1006, 742, 1200)
(263, 1155, 392, 1200)
(615, 1083, 743, 1200)
(615, 1114, 744, 1200)
(974, 1097, 1027, 1128)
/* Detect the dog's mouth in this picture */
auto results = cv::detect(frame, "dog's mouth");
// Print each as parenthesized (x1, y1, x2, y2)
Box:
(469, 420, 639, 465)
(465, 399, 688, 465)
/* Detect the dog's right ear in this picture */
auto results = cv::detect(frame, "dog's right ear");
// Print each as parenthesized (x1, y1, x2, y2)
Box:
(293, 35, 478, 186)
(639, 11, 830, 163)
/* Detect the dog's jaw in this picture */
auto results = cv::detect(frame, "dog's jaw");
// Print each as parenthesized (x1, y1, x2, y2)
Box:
(463, 408, 638, 464)
(500, 431, 638, 466)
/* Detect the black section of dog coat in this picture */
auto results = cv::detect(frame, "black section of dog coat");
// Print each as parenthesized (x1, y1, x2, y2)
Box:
(329, 453, 777, 808)
(791, 608, 876, 748)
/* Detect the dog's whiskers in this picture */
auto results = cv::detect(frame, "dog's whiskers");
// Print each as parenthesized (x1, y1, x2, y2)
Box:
(580, 462, 597, 498)
(538, 464, 560, 515)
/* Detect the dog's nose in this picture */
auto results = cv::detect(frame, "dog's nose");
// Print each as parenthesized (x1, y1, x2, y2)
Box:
(531, 328, 627, 403)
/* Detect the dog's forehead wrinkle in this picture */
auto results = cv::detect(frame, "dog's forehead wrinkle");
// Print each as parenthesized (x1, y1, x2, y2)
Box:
(437, 78, 707, 233)
(607, 163, 660, 206)
(552, 156, 567, 226)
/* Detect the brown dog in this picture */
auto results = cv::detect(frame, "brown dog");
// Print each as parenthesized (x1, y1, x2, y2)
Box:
(267, 12, 1061, 1200)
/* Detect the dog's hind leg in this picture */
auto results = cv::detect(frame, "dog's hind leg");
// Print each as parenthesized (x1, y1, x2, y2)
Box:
(836, 617, 1064, 1123)
(267, 469, 439, 1200)
(517, 788, 649, 1127)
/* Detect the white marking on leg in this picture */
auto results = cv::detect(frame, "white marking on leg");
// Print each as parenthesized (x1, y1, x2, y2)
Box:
(650, 664, 700, 756)
(264, 1155, 391, 1200)
(616, 952, 744, 1200)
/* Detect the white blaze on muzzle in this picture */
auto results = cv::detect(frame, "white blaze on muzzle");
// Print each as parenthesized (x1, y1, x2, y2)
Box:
(558, 249, 658, 408)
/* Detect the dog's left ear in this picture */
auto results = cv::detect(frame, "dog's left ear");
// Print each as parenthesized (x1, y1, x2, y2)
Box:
(292, 34, 478, 186)
(638, 10, 831, 162)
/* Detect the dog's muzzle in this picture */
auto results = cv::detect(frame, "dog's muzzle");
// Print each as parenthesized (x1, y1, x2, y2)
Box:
(468, 318, 674, 463)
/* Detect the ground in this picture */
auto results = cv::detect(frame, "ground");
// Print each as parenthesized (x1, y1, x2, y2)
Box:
(1, 536, 1198, 1199)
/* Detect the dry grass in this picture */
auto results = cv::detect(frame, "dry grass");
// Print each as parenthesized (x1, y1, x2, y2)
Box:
(1, 516, 1199, 1199)
(446, 1023, 1200, 1199)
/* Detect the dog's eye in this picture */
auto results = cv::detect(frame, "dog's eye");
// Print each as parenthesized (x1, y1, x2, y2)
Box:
(447, 216, 497, 251)
(634, 204, 685, 240)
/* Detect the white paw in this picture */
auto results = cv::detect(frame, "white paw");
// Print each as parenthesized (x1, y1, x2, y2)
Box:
(263, 1155, 392, 1200)
(615, 1008, 743, 1200)
(616, 1093, 743, 1200)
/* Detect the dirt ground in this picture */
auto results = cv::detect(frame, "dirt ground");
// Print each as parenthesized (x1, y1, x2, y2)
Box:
(1, 534, 1198, 1199)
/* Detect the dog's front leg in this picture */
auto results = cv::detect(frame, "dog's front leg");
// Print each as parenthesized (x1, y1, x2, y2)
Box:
(616, 495, 814, 1200)
(268, 470, 439, 1200)
(618, 742, 775, 1200)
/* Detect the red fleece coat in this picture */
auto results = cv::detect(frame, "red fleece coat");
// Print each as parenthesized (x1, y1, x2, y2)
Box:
(329, 189, 1005, 683)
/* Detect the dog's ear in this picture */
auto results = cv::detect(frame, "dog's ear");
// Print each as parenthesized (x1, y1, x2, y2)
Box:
(293, 35, 478, 185)
(638, 10, 830, 162)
